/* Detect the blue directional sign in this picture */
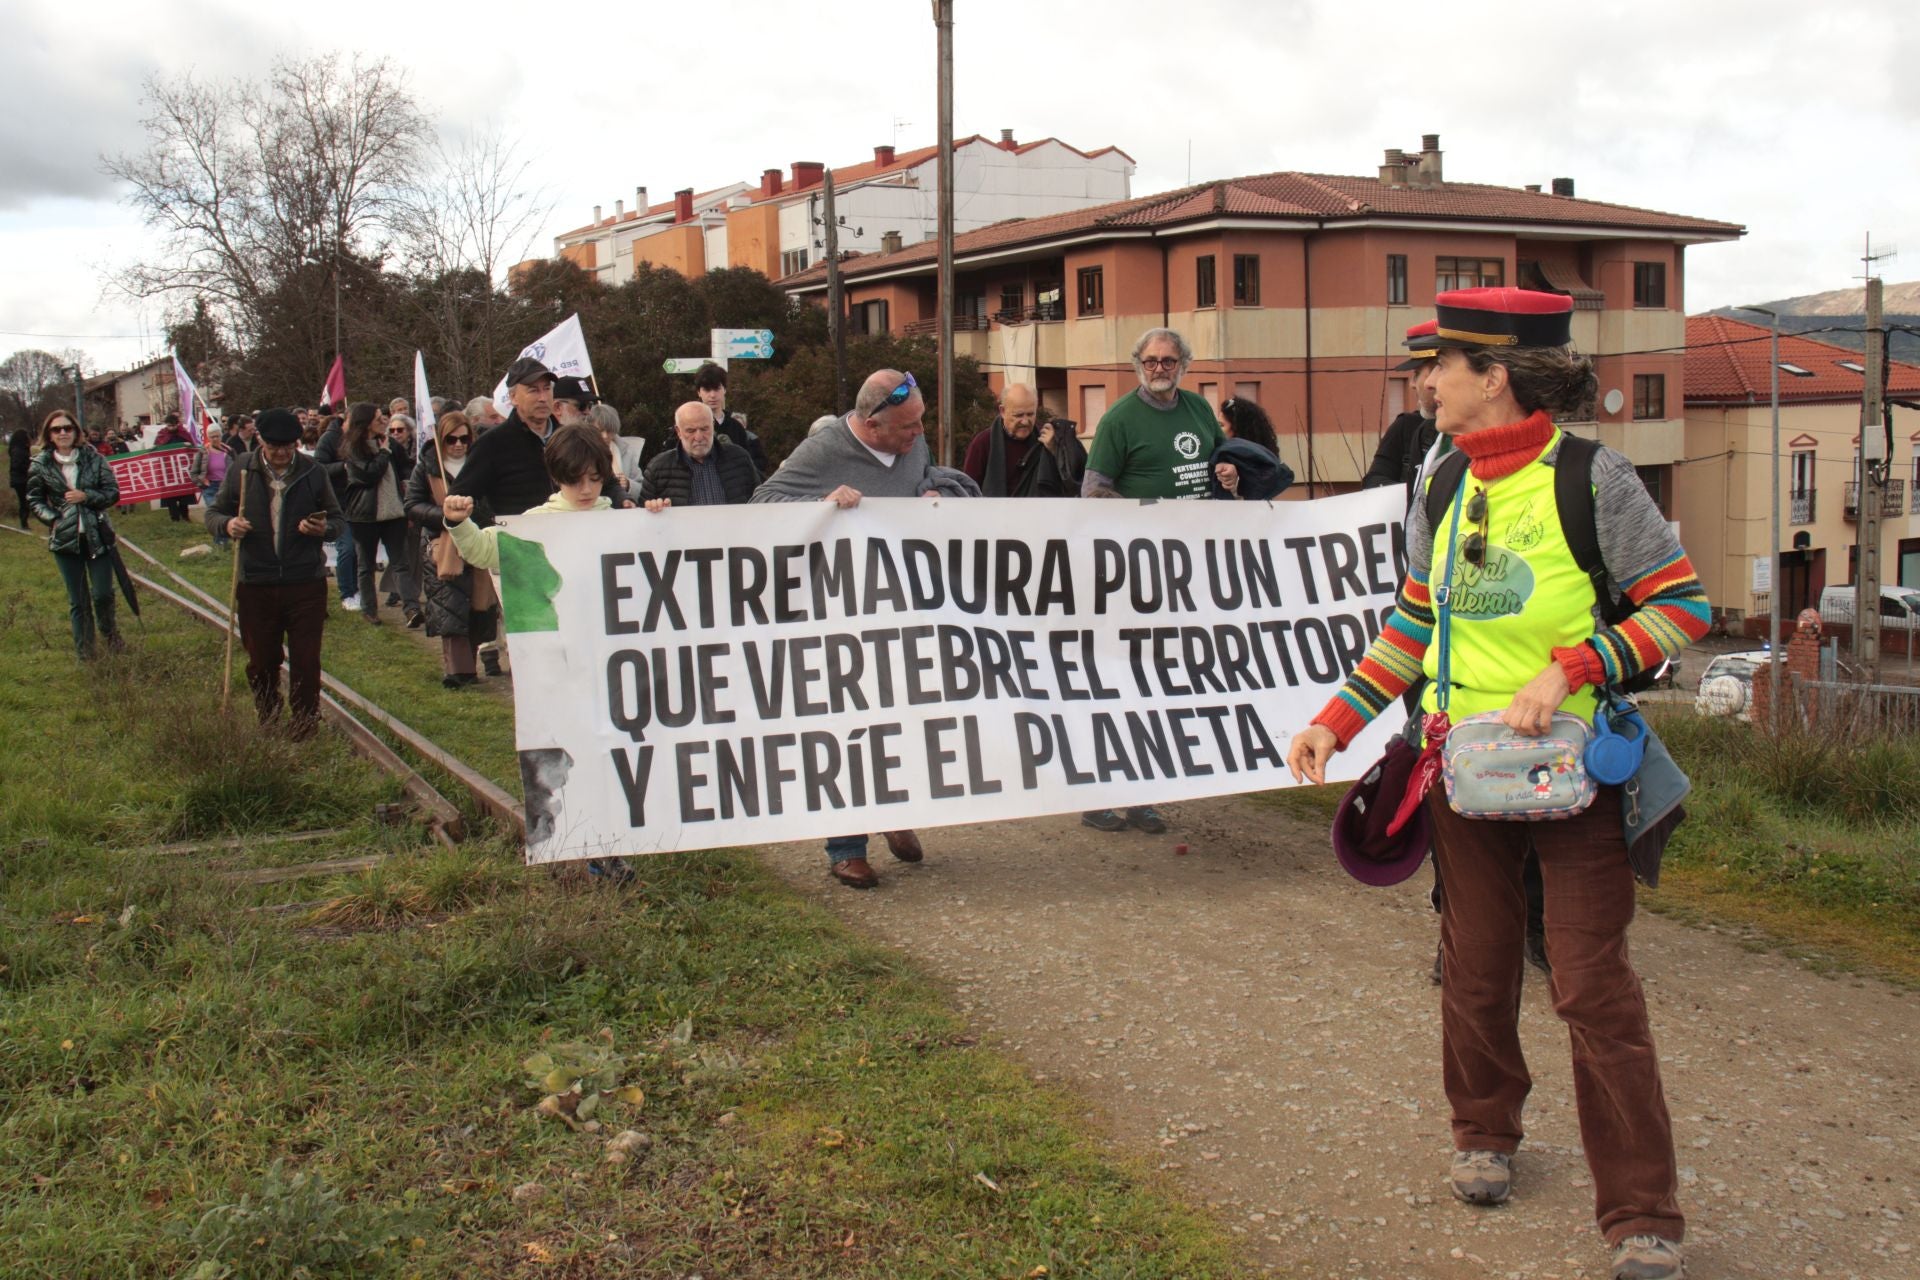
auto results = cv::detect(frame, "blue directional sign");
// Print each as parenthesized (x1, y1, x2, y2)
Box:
(712, 328, 774, 360)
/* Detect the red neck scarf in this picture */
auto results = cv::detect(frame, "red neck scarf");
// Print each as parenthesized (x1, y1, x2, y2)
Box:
(1453, 409, 1555, 482)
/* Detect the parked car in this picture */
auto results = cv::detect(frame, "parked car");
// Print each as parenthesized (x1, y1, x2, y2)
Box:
(1694, 650, 1775, 721)
(1817, 584, 1920, 631)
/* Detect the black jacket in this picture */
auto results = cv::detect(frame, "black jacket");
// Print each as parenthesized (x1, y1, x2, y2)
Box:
(1363, 411, 1438, 500)
(639, 437, 760, 506)
(340, 448, 406, 524)
(713, 412, 769, 476)
(8, 430, 31, 488)
(312, 422, 347, 491)
(446, 410, 555, 523)
(204, 451, 343, 585)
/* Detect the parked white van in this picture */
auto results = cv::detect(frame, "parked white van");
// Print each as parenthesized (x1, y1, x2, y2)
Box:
(1817, 584, 1920, 631)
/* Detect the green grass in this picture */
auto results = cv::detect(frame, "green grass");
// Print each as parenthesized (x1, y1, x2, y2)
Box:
(0, 516, 1241, 1277)
(1243, 705, 1920, 984)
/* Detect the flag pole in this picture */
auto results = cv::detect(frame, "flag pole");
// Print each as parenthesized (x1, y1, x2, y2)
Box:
(221, 468, 248, 715)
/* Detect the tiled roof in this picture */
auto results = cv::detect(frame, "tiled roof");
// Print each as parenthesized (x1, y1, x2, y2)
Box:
(556, 136, 1137, 237)
(556, 184, 746, 240)
(782, 171, 1743, 287)
(1683, 315, 1920, 404)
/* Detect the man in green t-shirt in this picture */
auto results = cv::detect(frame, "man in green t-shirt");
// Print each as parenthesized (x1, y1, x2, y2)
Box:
(1082, 327, 1224, 501)
(1079, 327, 1228, 835)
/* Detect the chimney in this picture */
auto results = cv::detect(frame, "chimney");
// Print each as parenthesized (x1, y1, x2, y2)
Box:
(1416, 133, 1443, 186)
(674, 188, 694, 222)
(881, 230, 903, 255)
(1378, 147, 1409, 187)
(635, 186, 648, 212)
(874, 144, 896, 166)
(593, 204, 602, 223)
(760, 168, 783, 198)
(1551, 177, 1576, 197)
(614, 199, 624, 217)
(1000, 128, 1017, 150)
(1524, 183, 1542, 193)
(791, 160, 825, 189)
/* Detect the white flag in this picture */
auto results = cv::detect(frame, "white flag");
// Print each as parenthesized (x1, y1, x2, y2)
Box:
(492, 313, 593, 416)
(413, 351, 434, 448)
(171, 351, 203, 445)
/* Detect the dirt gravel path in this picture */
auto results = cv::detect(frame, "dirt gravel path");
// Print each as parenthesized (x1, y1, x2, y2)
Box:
(756, 798, 1919, 1279)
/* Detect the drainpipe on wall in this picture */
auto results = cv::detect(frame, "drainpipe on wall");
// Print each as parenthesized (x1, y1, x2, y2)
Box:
(1160, 238, 1170, 327)
(1302, 229, 1316, 499)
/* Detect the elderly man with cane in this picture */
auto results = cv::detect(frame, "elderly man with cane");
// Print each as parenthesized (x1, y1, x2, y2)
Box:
(205, 408, 343, 739)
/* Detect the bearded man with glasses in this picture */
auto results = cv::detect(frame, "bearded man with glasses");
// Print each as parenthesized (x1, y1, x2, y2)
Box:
(1077, 327, 1227, 835)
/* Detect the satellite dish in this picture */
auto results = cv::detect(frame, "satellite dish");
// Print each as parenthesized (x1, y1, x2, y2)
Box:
(1602, 388, 1625, 416)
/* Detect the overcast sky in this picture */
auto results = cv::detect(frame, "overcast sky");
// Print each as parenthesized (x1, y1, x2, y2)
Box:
(5, 0, 1916, 376)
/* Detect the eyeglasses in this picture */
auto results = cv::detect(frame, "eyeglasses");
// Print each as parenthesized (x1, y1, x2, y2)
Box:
(876, 371, 917, 411)
(1463, 488, 1489, 566)
(1140, 357, 1181, 370)
(49, 424, 77, 433)
(442, 433, 471, 445)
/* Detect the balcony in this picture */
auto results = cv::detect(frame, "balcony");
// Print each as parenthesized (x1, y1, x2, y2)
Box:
(1843, 480, 1906, 520)
(991, 303, 1065, 324)
(1790, 490, 1815, 524)
(902, 314, 991, 337)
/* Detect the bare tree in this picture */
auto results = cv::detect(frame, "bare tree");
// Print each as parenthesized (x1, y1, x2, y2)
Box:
(396, 123, 553, 385)
(104, 53, 429, 343)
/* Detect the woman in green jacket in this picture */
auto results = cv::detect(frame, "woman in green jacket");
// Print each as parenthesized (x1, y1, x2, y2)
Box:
(26, 410, 124, 658)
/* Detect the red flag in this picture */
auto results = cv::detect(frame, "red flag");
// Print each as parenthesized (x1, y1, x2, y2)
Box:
(319, 355, 346, 411)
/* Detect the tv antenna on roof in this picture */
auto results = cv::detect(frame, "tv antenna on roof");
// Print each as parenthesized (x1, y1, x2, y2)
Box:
(1858, 232, 1897, 281)
(892, 115, 913, 148)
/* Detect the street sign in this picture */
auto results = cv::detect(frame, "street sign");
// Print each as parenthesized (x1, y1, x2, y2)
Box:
(711, 328, 774, 360)
(664, 357, 716, 374)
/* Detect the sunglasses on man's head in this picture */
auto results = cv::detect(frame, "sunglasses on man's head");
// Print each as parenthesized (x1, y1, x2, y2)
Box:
(876, 371, 917, 410)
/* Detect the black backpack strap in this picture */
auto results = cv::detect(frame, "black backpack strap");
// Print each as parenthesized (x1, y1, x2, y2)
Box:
(1423, 449, 1472, 534)
(1552, 433, 1629, 625)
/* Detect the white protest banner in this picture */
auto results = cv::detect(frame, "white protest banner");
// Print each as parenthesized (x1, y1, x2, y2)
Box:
(493, 313, 592, 414)
(413, 351, 434, 448)
(171, 351, 204, 445)
(493, 488, 1407, 863)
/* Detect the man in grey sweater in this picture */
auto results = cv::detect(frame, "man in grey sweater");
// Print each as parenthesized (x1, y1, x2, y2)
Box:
(750, 368, 935, 889)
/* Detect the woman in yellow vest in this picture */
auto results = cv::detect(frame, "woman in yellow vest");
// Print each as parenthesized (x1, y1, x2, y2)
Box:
(1288, 287, 1710, 1280)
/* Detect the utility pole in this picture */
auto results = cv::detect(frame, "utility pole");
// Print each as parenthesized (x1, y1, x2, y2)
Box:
(933, 0, 955, 467)
(1856, 275, 1887, 675)
(823, 170, 849, 414)
(64, 364, 86, 434)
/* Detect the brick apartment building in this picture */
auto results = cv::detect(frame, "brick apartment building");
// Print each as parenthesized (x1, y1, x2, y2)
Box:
(1679, 315, 1920, 623)
(781, 135, 1744, 495)
(550, 132, 1133, 287)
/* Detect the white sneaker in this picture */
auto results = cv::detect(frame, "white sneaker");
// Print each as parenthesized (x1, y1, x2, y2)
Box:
(339, 595, 361, 613)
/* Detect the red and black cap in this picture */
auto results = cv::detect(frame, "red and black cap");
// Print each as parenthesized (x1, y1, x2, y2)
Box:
(1393, 319, 1440, 371)
(1432, 286, 1573, 349)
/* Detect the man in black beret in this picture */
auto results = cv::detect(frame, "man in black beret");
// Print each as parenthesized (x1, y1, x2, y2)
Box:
(204, 408, 343, 739)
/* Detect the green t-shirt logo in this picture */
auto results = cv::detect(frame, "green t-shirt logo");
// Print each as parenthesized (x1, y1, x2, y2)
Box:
(1174, 430, 1203, 460)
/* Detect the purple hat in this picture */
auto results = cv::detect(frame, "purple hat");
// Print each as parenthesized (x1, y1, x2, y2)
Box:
(1331, 736, 1432, 887)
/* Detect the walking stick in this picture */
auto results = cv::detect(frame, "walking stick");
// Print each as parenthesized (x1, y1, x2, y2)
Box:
(220, 468, 248, 715)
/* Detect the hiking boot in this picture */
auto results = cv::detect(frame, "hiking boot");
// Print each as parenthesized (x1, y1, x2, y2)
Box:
(1449, 1149, 1512, 1205)
(1126, 805, 1168, 834)
(1610, 1234, 1683, 1280)
(1081, 809, 1128, 832)
(481, 650, 503, 677)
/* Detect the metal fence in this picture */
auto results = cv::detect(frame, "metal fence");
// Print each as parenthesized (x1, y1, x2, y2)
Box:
(1791, 673, 1920, 737)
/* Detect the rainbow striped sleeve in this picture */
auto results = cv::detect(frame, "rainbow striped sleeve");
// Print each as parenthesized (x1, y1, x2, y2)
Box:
(1580, 549, 1712, 687)
(1311, 563, 1435, 749)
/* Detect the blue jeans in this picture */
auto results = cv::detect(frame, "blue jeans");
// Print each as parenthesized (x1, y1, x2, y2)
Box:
(203, 486, 228, 545)
(825, 835, 869, 866)
(334, 532, 357, 601)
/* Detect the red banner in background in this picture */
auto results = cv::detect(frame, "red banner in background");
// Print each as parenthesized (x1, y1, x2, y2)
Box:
(108, 445, 199, 505)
